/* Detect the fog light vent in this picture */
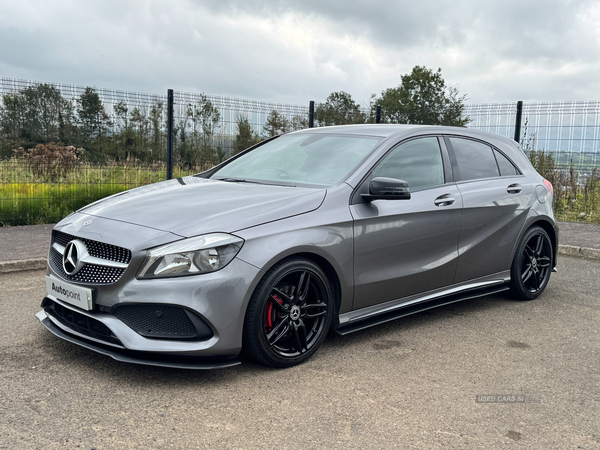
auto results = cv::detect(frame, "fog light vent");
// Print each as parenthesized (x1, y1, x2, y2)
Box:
(113, 304, 213, 340)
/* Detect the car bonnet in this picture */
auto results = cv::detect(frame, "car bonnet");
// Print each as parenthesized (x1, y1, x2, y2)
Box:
(76, 176, 326, 238)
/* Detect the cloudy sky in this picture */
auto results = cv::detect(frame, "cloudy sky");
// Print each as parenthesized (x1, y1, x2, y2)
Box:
(1, 0, 599, 106)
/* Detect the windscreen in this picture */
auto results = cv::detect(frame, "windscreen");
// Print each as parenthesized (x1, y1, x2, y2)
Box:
(212, 134, 381, 187)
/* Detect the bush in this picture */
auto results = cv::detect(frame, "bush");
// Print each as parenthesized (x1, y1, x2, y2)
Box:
(13, 143, 84, 181)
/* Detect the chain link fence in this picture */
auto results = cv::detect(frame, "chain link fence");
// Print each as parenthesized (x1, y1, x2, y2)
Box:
(466, 101, 600, 159)
(465, 101, 600, 223)
(1, 77, 599, 225)
(0, 78, 309, 225)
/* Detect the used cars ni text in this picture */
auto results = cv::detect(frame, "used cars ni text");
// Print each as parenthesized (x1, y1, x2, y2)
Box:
(37, 125, 558, 368)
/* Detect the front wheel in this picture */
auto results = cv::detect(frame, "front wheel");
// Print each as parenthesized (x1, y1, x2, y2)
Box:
(243, 258, 333, 368)
(509, 226, 553, 300)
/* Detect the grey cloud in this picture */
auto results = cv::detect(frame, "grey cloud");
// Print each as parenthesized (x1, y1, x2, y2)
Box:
(0, 0, 598, 106)
(201, 0, 471, 46)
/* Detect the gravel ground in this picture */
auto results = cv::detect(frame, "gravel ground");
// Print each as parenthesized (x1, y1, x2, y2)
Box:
(0, 256, 599, 449)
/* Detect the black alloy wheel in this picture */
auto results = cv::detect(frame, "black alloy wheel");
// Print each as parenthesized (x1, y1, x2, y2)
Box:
(510, 226, 553, 300)
(243, 258, 333, 367)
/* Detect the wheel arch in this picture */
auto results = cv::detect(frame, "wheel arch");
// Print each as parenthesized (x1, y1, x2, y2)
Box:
(293, 252, 343, 329)
(247, 251, 344, 330)
(516, 217, 558, 269)
(241, 252, 339, 367)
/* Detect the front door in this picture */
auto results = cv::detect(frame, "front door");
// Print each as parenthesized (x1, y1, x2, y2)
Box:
(351, 137, 462, 310)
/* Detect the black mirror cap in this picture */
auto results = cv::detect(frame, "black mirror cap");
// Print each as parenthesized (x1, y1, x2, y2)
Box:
(362, 177, 411, 202)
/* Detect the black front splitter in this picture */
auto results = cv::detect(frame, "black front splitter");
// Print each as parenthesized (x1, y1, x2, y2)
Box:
(36, 310, 241, 370)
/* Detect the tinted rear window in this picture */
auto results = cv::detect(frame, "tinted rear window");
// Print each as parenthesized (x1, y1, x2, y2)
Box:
(494, 149, 519, 176)
(450, 138, 499, 181)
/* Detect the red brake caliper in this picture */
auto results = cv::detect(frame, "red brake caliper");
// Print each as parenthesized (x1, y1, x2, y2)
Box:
(266, 295, 283, 329)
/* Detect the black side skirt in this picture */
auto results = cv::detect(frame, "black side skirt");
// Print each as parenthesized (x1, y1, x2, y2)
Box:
(336, 284, 510, 335)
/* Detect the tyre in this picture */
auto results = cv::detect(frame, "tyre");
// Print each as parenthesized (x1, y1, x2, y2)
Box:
(243, 258, 333, 368)
(509, 226, 553, 300)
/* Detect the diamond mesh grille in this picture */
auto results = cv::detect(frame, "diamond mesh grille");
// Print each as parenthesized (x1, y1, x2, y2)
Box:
(50, 231, 131, 285)
(54, 231, 131, 264)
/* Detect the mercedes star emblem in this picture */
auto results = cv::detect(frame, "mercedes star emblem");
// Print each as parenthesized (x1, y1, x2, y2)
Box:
(62, 240, 87, 275)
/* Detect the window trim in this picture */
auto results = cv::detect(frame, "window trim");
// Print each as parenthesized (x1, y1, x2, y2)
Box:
(444, 135, 523, 184)
(493, 147, 523, 177)
(351, 135, 451, 205)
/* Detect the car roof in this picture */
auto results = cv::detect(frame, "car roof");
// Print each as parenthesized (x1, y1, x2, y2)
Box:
(288, 124, 519, 149)
(289, 124, 422, 138)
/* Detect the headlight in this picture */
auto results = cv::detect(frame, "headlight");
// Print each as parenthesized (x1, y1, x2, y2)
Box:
(137, 233, 244, 279)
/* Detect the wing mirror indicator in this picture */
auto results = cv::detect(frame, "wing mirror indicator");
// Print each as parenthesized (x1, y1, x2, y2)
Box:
(362, 177, 411, 202)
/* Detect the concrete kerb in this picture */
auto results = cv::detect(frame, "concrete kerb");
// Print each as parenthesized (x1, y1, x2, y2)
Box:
(1, 244, 599, 275)
(558, 244, 600, 261)
(0, 258, 47, 274)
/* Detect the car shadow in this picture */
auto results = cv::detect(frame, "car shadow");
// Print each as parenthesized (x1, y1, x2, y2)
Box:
(34, 292, 523, 385)
(321, 292, 522, 351)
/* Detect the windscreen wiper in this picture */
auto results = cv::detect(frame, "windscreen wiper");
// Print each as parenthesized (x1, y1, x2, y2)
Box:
(217, 177, 262, 184)
(216, 177, 297, 187)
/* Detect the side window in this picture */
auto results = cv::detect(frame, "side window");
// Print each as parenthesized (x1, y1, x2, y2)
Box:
(494, 149, 520, 176)
(450, 138, 499, 181)
(372, 137, 444, 190)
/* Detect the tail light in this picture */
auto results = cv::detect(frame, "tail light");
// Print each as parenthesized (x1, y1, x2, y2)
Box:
(543, 179, 553, 196)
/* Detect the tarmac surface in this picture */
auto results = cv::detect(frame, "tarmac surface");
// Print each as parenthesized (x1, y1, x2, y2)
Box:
(1, 219, 599, 449)
(0, 220, 599, 273)
(1, 256, 599, 449)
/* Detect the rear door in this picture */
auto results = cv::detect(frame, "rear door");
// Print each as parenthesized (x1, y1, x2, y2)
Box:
(445, 136, 532, 283)
(350, 136, 463, 310)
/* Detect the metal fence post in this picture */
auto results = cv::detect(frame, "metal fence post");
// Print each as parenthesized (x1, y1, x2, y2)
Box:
(376, 106, 381, 124)
(309, 101, 314, 128)
(167, 89, 174, 180)
(514, 100, 523, 143)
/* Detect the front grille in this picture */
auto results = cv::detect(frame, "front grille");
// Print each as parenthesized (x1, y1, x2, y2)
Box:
(54, 231, 131, 264)
(113, 304, 213, 340)
(50, 231, 131, 285)
(50, 247, 126, 284)
(42, 298, 122, 346)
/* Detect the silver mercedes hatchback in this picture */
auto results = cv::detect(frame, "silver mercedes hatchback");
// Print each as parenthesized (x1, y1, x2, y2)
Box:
(37, 125, 558, 368)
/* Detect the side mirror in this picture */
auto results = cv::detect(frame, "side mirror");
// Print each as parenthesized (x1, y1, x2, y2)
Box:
(361, 177, 411, 202)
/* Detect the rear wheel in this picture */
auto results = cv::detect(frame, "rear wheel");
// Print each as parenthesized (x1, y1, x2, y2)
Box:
(509, 226, 553, 300)
(243, 258, 333, 367)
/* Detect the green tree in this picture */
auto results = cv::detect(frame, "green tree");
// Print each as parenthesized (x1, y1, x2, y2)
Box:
(109, 102, 165, 162)
(77, 87, 110, 161)
(314, 91, 366, 126)
(263, 110, 289, 137)
(149, 101, 165, 159)
(0, 84, 73, 156)
(112, 101, 136, 161)
(289, 114, 309, 131)
(130, 107, 151, 160)
(0, 92, 24, 156)
(58, 109, 77, 147)
(176, 95, 221, 168)
(112, 102, 148, 161)
(233, 116, 261, 155)
(373, 66, 469, 126)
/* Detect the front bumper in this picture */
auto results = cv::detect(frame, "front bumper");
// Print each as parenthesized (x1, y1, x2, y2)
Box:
(38, 257, 264, 368)
(36, 310, 240, 369)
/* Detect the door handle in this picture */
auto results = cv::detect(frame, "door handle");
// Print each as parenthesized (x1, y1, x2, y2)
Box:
(434, 194, 455, 207)
(507, 183, 522, 194)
